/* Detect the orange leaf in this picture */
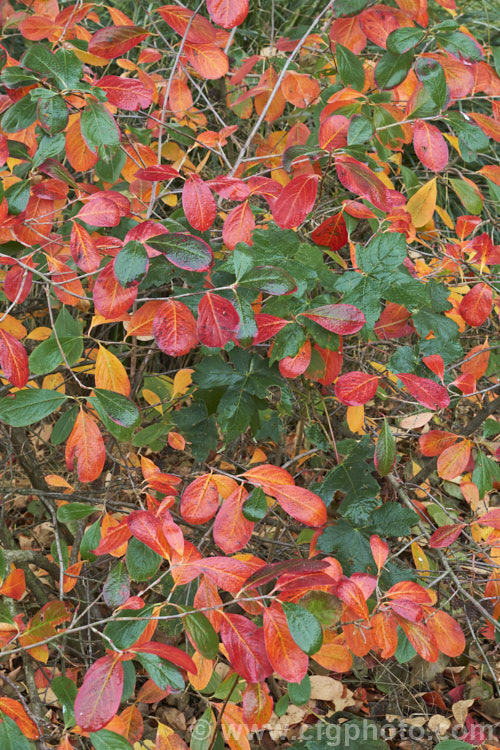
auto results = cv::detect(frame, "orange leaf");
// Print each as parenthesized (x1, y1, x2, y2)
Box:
(273, 485, 327, 527)
(156, 722, 189, 750)
(263, 601, 309, 683)
(437, 440, 472, 480)
(65, 409, 105, 483)
(0, 697, 39, 739)
(95, 346, 131, 396)
(426, 610, 465, 657)
(213, 485, 254, 553)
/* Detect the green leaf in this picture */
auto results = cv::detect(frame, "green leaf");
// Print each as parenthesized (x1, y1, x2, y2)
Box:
(89, 730, 132, 750)
(333, 0, 368, 16)
(95, 148, 127, 183)
(114, 241, 149, 287)
(2, 66, 39, 88)
(292, 718, 388, 750)
(20, 43, 54, 74)
(80, 101, 120, 155)
(287, 674, 311, 704)
(318, 438, 378, 508)
(242, 486, 268, 522)
(103, 561, 130, 609)
(0, 389, 68, 427)
(269, 322, 307, 363)
(147, 232, 212, 272)
(190, 707, 216, 750)
(414, 58, 448, 110)
(126, 537, 161, 581)
(472, 450, 500, 499)
(1, 96, 37, 133)
(436, 31, 482, 61)
(275, 694, 290, 716)
(318, 520, 376, 576)
(0, 548, 6, 584)
(386, 28, 425, 55)
(282, 602, 323, 655)
(134, 653, 184, 691)
(434, 742, 473, 750)
(29, 335, 83, 375)
(216, 388, 255, 443)
(368, 503, 419, 537)
(5, 180, 30, 216)
(374, 420, 396, 477)
(92, 389, 140, 428)
(51, 405, 78, 446)
(105, 606, 153, 649)
(182, 609, 219, 659)
(394, 627, 417, 663)
(0, 713, 32, 750)
(80, 520, 100, 562)
(121, 660, 136, 703)
(348, 114, 374, 145)
(32, 132, 65, 167)
(52, 48, 83, 89)
(37, 94, 68, 135)
(174, 403, 218, 461)
(357, 232, 407, 276)
(239, 265, 297, 296)
(375, 51, 413, 90)
(335, 43, 365, 91)
(57, 503, 95, 523)
(449, 178, 483, 215)
(51, 675, 77, 728)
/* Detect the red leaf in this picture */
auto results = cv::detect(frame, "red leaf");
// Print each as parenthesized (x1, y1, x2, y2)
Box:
(243, 559, 330, 591)
(243, 683, 273, 729)
(131, 641, 196, 674)
(182, 174, 216, 232)
(318, 115, 349, 151)
(437, 441, 472, 480)
(184, 43, 229, 80)
(316, 346, 343, 386)
(207, 0, 249, 27)
(92, 520, 132, 556)
(127, 511, 171, 559)
(65, 410, 105, 483)
(426, 610, 465, 657)
(4, 261, 33, 304)
(222, 200, 255, 250)
(429, 524, 465, 548)
(272, 174, 319, 229)
(374, 303, 413, 340)
(94, 262, 138, 319)
(335, 155, 405, 211)
(134, 165, 180, 181)
(422, 354, 445, 382)
(70, 222, 100, 272)
(263, 601, 308, 682)
(213, 485, 254, 553)
(395, 619, 439, 662)
(278, 339, 311, 379)
(88, 26, 149, 58)
(398, 373, 450, 410)
(77, 195, 121, 228)
(461, 343, 490, 380)
(359, 7, 399, 48)
(386, 581, 433, 604)
(0, 329, 29, 388)
(335, 372, 379, 406)
(156, 5, 216, 43)
(370, 535, 389, 571)
(419, 430, 458, 457)
(371, 612, 398, 659)
(220, 613, 273, 683)
(476, 509, 500, 529)
(413, 120, 449, 172)
(311, 213, 348, 251)
(74, 655, 124, 731)
(197, 293, 239, 347)
(243, 464, 294, 495)
(335, 578, 369, 620)
(253, 314, 289, 345)
(197, 557, 265, 594)
(153, 299, 198, 357)
(181, 475, 220, 525)
(273, 485, 327, 527)
(300, 303, 365, 335)
(96, 76, 152, 111)
(208, 176, 250, 200)
(459, 283, 493, 327)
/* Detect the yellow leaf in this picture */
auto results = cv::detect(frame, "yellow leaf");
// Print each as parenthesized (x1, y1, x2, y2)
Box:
(406, 178, 437, 228)
(346, 405, 365, 434)
(173, 368, 194, 396)
(249, 447, 267, 464)
(42, 372, 65, 394)
(188, 652, 214, 691)
(45, 475, 74, 493)
(69, 45, 109, 66)
(95, 346, 130, 397)
(435, 205, 454, 229)
(411, 541, 430, 577)
(26, 326, 52, 341)
(0, 314, 27, 339)
(142, 389, 163, 414)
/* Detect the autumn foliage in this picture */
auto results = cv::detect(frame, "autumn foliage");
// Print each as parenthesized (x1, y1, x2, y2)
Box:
(0, 0, 499, 748)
